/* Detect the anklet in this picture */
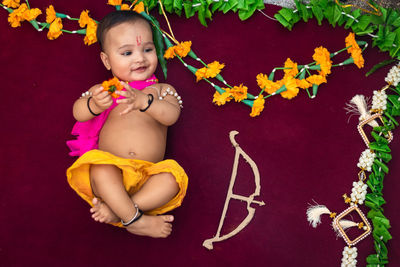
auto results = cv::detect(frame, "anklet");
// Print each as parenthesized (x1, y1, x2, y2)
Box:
(121, 203, 144, 227)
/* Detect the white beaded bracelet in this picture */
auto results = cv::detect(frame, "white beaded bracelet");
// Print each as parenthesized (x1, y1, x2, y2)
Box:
(159, 87, 183, 108)
(81, 91, 92, 98)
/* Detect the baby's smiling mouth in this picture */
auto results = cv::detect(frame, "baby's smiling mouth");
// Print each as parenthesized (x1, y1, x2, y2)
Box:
(132, 66, 147, 72)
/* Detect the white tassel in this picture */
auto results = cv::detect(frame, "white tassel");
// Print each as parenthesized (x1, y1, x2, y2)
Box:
(345, 95, 379, 127)
(306, 204, 331, 228)
(332, 219, 358, 237)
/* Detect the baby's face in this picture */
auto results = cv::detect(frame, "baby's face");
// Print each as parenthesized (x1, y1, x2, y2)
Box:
(101, 20, 157, 82)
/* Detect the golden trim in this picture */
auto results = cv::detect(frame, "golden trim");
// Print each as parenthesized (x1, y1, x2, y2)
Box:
(357, 113, 393, 146)
(333, 205, 371, 246)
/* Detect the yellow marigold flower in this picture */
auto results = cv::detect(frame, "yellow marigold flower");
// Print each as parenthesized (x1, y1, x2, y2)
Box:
(284, 58, 298, 77)
(102, 77, 123, 98)
(250, 95, 265, 117)
(7, 3, 27, 28)
(108, 0, 122, 6)
(46, 5, 56, 23)
(195, 67, 207, 82)
(120, 4, 131, 10)
(79, 10, 91, 28)
(296, 79, 311, 89)
(230, 84, 248, 102)
(351, 49, 364, 69)
(23, 8, 42, 21)
(47, 17, 63, 40)
(213, 90, 232, 106)
(133, 2, 145, 13)
(345, 33, 364, 69)
(84, 19, 98, 45)
(164, 46, 175, 59)
(306, 74, 327, 85)
(174, 41, 192, 58)
(345, 32, 358, 54)
(313, 46, 332, 77)
(2, 0, 20, 8)
(206, 61, 225, 78)
(256, 73, 281, 94)
(280, 76, 299, 99)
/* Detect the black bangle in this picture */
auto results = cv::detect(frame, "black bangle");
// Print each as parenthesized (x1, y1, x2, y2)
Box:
(87, 96, 101, 116)
(140, 94, 154, 112)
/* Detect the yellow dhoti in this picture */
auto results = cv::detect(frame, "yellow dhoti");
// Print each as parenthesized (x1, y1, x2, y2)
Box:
(66, 149, 188, 227)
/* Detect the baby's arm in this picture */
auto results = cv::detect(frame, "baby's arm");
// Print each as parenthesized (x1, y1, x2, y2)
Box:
(72, 84, 113, 122)
(117, 82, 181, 126)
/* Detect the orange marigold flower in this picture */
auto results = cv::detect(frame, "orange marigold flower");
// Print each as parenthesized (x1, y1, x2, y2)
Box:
(206, 61, 225, 78)
(256, 73, 281, 94)
(164, 46, 175, 59)
(133, 2, 145, 13)
(102, 77, 123, 98)
(108, 0, 122, 6)
(195, 67, 207, 82)
(230, 84, 248, 102)
(84, 19, 98, 45)
(351, 49, 364, 69)
(120, 4, 131, 10)
(47, 17, 63, 40)
(306, 74, 327, 85)
(345, 33, 364, 69)
(8, 3, 27, 28)
(174, 41, 192, 58)
(213, 90, 232, 106)
(2, 0, 20, 8)
(313, 46, 332, 77)
(79, 10, 91, 28)
(345, 32, 358, 54)
(23, 8, 42, 21)
(46, 5, 56, 23)
(284, 58, 298, 77)
(296, 79, 311, 89)
(280, 76, 299, 99)
(250, 95, 265, 117)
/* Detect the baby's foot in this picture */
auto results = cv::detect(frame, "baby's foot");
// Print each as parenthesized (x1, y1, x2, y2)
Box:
(90, 198, 119, 224)
(126, 214, 174, 238)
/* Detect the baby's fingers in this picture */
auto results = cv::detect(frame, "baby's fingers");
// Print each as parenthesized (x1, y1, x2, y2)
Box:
(119, 106, 133, 116)
(92, 86, 105, 96)
(116, 98, 133, 105)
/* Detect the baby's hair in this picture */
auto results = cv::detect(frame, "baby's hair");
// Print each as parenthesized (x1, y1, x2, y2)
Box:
(96, 10, 152, 51)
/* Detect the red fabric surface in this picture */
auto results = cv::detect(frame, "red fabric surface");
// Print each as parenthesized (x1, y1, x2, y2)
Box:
(1, 1, 399, 266)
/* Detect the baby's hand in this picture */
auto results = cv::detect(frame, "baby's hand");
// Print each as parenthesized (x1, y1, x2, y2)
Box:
(116, 81, 149, 115)
(91, 85, 113, 111)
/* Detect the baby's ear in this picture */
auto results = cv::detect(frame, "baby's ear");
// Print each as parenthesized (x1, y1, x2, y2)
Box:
(100, 52, 111, 70)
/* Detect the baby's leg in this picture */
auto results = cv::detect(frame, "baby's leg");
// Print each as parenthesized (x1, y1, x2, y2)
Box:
(90, 164, 137, 224)
(90, 165, 177, 238)
(126, 172, 180, 236)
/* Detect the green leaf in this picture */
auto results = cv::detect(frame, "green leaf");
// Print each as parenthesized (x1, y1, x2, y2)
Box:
(151, 16, 168, 79)
(388, 94, 400, 109)
(373, 159, 389, 174)
(344, 9, 361, 29)
(372, 216, 391, 229)
(238, 3, 257, 20)
(198, 6, 208, 27)
(366, 193, 386, 207)
(183, 3, 195, 18)
(279, 8, 294, 22)
(373, 224, 392, 242)
(375, 151, 392, 163)
(369, 142, 391, 153)
(371, 131, 389, 145)
(211, 1, 224, 13)
(311, 5, 323, 25)
(275, 14, 291, 29)
(365, 59, 396, 77)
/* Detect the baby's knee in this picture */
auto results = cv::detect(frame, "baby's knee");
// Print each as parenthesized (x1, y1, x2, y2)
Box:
(161, 172, 179, 191)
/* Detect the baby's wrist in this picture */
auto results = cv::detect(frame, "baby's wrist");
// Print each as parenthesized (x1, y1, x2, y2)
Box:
(87, 97, 103, 116)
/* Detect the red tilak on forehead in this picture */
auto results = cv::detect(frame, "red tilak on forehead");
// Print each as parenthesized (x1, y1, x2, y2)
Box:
(136, 36, 142, 46)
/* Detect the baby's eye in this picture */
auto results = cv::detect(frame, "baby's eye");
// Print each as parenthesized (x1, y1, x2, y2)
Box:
(144, 48, 153, 53)
(122, 51, 132, 56)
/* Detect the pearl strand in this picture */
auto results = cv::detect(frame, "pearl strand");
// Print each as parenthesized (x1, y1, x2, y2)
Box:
(357, 149, 375, 172)
(341, 246, 358, 267)
(371, 90, 387, 111)
(159, 87, 183, 108)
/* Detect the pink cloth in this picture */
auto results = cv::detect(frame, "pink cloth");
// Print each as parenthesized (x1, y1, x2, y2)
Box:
(66, 75, 158, 157)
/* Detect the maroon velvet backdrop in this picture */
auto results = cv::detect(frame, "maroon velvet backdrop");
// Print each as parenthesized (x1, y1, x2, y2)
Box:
(1, 1, 399, 266)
